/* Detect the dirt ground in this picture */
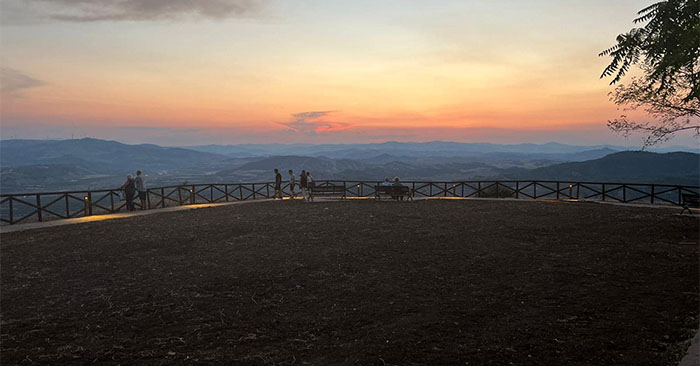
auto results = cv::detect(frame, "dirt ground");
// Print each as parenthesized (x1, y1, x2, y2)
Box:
(1, 199, 698, 365)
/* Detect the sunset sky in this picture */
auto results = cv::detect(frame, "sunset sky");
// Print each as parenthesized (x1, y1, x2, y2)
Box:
(1, 0, 695, 146)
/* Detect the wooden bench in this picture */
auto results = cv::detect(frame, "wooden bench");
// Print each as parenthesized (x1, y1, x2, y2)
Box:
(309, 184, 346, 201)
(681, 193, 699, 215)
(375, 185, 412, 200)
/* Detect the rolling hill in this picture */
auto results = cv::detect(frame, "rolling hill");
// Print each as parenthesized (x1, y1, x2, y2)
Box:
(500, 151, 700, 185)
(0, 138, 229, 174)
(0, 138, 696, 193)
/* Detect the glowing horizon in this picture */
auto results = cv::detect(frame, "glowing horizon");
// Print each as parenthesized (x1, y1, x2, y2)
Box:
(1, 0, 697, 147)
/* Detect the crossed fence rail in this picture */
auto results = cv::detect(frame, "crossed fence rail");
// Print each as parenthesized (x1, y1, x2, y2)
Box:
(1, 180, 697, 225)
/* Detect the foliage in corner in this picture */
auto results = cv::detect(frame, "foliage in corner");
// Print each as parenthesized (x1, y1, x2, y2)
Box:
(600, 0, 700, 147)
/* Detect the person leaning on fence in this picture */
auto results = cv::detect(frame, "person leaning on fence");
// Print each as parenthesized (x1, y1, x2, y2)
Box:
(288, 169, 297, 198)
(134, 170, 147, 210)
(120, 174, 137, 211)
(274, 169, 283, 199)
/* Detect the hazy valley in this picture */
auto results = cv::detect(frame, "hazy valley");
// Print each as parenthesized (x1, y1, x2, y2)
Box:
(0, 138, 698, 194)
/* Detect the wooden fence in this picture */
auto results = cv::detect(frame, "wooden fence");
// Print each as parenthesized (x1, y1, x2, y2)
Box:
(1, 180, 697, 225)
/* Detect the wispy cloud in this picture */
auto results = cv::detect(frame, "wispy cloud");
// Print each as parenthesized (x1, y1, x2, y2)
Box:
(0, 68, 46, 95)
(279, 111, 353, 136)
(27, 0, 263, 22)
(119, 126, 204, 133)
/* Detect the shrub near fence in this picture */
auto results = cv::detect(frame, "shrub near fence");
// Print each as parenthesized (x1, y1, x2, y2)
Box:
(1, 180, 697, 225)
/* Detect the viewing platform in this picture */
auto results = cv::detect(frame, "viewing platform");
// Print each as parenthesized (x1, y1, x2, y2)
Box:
(1, 197, 698, 364)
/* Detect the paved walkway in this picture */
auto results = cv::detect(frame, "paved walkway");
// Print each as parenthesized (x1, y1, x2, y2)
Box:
(2, 197, 696, 234)
(0, 199, 275, 234)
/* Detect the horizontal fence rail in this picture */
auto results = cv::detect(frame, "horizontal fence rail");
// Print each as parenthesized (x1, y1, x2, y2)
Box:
(1, 180, 697, 225)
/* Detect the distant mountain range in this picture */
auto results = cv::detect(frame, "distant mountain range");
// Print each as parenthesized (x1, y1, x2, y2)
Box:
(185, 141, 696, 158)
(501, 151, 700, 185)
(0, 138, 697, 193)
(0, 138, 228, 174)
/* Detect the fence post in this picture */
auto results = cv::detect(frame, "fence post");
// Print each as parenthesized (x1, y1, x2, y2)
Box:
(533, 182, 537, 199)
(210, 185, 214, 202)
(496, 182, 500, 198)
(650, 185, 655, 204)
(556, 182, 560, 200)
(678, 186, 682, 205)
(622, 184, 627, 203)
(602, 184, 606, 201)
(252, 184, 256, 199)
(87, 192, 92, 216)
(177, 188, 182, 205)
(515, 182, 519, 199)
(36, 194, 42, 222)
(147, 189, 152, 209)
(239, 184, 244, 200)
(84, 194, 90, 216)
(9, 197, 13, 224)
(576, 183, 580, 199)
(110, 192, 115, 212)
(225, 185, 229, 202)
(161, 188, 166, 208)
(65, 194, 70, 218)
(190, 186, 195, 204)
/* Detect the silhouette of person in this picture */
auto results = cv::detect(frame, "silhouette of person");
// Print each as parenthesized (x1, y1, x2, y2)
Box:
(306, 172, 315, 202)
(134, 170, 147, 209)
(120, 174, 137, 211)
(274, 169, 283, 199)
(392, 177, 404, 201)
(288, 169, 296, 198)
(300, 170, 308, 201)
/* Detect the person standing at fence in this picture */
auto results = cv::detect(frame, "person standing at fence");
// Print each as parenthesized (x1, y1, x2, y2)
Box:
(120, 174, 137, 211)
(300, 170, 308, 201)
(307, 172, 314, 188)
(306, 172, 315, 202)
(134, 170, 147, 210)
(288, 169, 297, 198)
(274, 169, 283, 199)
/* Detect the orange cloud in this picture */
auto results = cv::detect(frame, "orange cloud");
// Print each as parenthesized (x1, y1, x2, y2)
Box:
(278, 111, 353, 135)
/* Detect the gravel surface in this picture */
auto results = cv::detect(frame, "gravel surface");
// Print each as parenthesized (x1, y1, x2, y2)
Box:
(1, 199, 698, 365)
